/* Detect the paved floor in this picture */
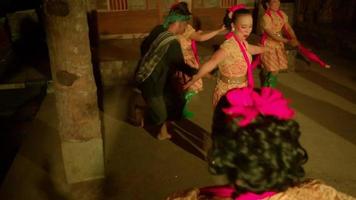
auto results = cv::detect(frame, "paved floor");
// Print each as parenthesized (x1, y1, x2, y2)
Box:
(1, 39, 356, 199)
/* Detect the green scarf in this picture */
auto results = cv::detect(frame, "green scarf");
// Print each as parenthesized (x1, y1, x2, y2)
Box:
(163, 11, 191, 28)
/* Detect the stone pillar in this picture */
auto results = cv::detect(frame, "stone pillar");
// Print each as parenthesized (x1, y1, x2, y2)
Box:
(43, 0, 105, 183)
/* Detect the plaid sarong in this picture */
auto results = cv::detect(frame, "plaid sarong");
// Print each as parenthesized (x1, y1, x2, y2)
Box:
(135, 31, 177, 83)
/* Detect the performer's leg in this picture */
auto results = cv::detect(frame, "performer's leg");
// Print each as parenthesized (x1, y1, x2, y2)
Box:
(269, 71, 278, 88)
(263, 72, 271, 87)
(263, 71, 278, 88)
(157, 122, 172, 140)
(144, 96, 166, 124)
(259, 68, 265, 87)
(261, 69, 270, 87)
(127, 88, 145, 127)
(144, 96, 171, 140)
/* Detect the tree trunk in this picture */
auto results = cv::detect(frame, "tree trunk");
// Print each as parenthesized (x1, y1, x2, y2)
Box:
(43, 0, 104, 183)
(44, 0, 101, 141)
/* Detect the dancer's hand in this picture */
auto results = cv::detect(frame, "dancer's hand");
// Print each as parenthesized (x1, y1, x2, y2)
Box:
(184, 75, 199, 90)
(183, 80, 194, 90)
(289, 39, 300, 47)
(325, 64, 331, 69)
(219, 25, 227, 34)
(185, 58, 199, 68)
(204, 73, 214, 79)
(281, 38, 289, 44)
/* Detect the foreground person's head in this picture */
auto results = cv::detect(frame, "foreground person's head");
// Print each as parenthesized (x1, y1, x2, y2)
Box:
(209, 87, 308, 195)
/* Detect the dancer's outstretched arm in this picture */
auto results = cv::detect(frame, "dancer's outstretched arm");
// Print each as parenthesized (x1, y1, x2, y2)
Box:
(248, 44, 266, 55)
(284, 23, 300, 47)
(184, 49, 226, 90)
(189, 25, 226, 42)
(264, 27, 288, 43)
(284, 23, 297, 40)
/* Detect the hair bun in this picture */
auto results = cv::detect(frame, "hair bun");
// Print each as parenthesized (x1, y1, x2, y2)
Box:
(223, 10, 233, 31)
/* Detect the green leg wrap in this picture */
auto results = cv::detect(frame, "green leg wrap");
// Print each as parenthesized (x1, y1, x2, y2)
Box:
(262, 72, 278, 88)
(184, 91, 196, 102)
(182, 91, 196, 119)
(269, 74, 277, 88)
(263, 72, 271, 87)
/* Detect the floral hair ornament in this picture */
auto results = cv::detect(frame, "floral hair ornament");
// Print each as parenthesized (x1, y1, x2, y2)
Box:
(228, 4, 247, 19)
(223, 87, 295, 127)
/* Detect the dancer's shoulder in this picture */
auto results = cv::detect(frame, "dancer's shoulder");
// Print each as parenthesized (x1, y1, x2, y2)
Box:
(221, 37, 235, 47)
(183, 24, 196, 38)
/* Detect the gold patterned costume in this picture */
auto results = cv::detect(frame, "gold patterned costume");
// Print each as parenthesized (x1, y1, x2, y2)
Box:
(213, 37, 251, 106)
(177, 24, 203, 92)
(261, 10, 289, 72)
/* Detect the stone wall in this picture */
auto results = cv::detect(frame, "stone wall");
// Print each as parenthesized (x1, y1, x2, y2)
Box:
(97, 0, 257, 10)
(100, 60, 137, 86)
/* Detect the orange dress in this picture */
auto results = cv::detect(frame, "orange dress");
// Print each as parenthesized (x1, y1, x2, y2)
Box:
(166, 180, 356, 200)
(177, 24, 203, 93)
(212, 37, 251, 106)
(261, 10, 289, 72)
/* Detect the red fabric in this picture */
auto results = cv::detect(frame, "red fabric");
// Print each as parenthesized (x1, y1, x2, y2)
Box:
(191, 40, 200, 64)
(298, 45, 327, 67)
(200, 185, 276, 200)
(228, 4, 247, 13)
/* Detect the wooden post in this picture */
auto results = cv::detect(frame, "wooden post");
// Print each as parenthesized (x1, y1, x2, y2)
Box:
(43, 0, 105, 183)
(85, 0, 97, 11)
(146, 0, 149, 10)
(183, 0, 192, 12)
(157, 0, 163, 23)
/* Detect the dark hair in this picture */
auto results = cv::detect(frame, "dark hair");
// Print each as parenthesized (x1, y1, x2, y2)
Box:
(192, 15, 202, 30)
(261, 0, 269, 10)
(169, 2, 191, 16)
(208, 92, 308, 195)
(223, 8, 251, 31)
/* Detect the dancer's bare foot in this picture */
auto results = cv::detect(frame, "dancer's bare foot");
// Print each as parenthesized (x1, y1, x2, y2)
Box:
(157, 123, 171, 140)
(157, 133, 171, 140)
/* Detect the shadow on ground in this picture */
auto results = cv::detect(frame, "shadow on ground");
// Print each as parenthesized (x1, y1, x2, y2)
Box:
(279, 83, 356, 145)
